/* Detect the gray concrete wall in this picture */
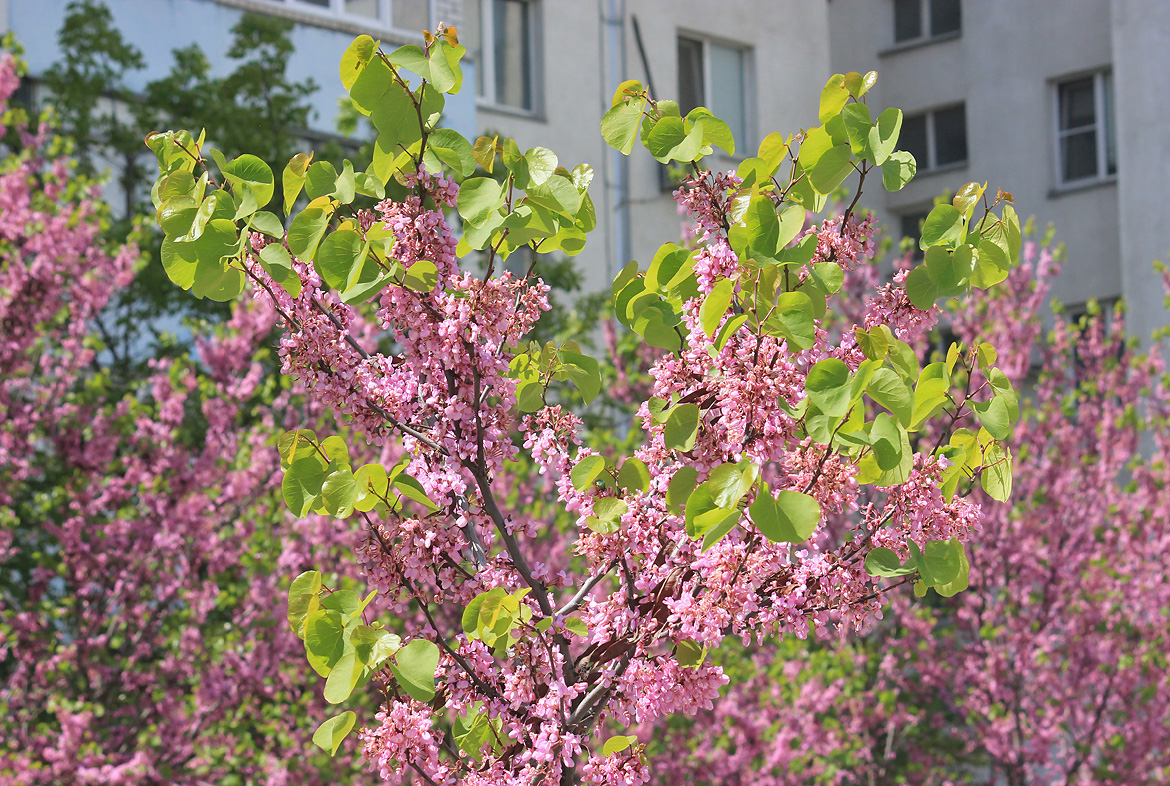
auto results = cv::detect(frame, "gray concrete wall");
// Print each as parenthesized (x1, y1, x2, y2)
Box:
(829, 0, 1123, 311)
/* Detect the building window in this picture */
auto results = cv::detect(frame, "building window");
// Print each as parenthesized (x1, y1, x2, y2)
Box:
(899, 209, 930, 259)
(464, 0, 540, 112)
(900, 104, 967, 172)
(894, 0, 961, 44)
(270, 0, 431, 31)
(1055, 71, 1116, 187)
(677, 35, 751, 150)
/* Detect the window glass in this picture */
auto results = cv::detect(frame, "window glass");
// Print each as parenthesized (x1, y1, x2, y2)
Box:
(930, 0, 961, 36)
(344, 0, 378, 18)
(901, 113, 928, 168)
(933, 104, 967, 166)
(677, 37, 704, 117)
(708, 43, 746, 147)
(493, 0, 532, 109)
(302, 0, 330, 7)
(1103, 73, 1116, 175)
(894, 0, 922, 42)
(901, 211, 929, 259)
(392, 0, 429, 29)
(1062, 132, 1098, 181)
(1059, 77, 1096, 130)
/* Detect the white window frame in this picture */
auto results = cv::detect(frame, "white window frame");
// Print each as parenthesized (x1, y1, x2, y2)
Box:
(267, 0, 432, 35)
(892, 0, 961, 46)
(675, 32, 755, 153)
(1052, 69, 1115, 189)
(471, 0, 542, 116)
(904, 103, 967, 173)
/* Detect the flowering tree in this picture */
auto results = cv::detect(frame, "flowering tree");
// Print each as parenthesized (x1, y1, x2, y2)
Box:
(0, 46, 373, 783)
(639, 239, 1170, 786)
(141, 30, 1026, 785)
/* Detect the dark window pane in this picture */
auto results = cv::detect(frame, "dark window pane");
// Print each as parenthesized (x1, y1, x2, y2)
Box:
(494, 0, 531, 109)
(930, 0, 961, 36)
(901, 113, 928, 169)
(302, 0, 329, 6)
(901, 211, 929, 259)
(934, 104, 967, 165)
(678, 37, 705, 115)
(894, 0, 922, 42)
(1062, 131, 1098, 181)
(1059, 78, 1096, 130)
(1103, 73, 1117, 175)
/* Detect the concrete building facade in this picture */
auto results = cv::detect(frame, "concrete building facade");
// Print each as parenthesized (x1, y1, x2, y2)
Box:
(3, 0, 1167, 336)
(0, 0, 827, 295)
(829, 0, 1170, 342)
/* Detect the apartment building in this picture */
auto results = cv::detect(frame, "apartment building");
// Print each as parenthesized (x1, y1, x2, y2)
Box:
(829, 0, 1170, 343)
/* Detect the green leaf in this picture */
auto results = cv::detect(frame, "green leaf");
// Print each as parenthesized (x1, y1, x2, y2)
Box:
(305, 609, 347, 677)
(323, 649, 361, 704)
(819, 74, 850, 123)
(571, 455, 606, 491)
(283, 152, 312, 215)
(313, 711, 357, 756)
(970, 396, 1013, 441)
(601, 99, 645, 155)
(249, 210, 285, 238)
(675, 639, 706, 668)
(687, 107, 735, 156)
(593, 497, 628, 528)
(322, 467, 358, 518)
(283, 457, 327, 517)
(805, 358, 851, 418)
(222, 154, 275, 207)
(559, 350, 601, 403)
(881, 150, 916, 191)
(808, 144, 854, 194)
(400, 260, 438, 292)
(920, 204, 964, 250)
(933, 546, 971, 597)
(602, 735, 638, 756)
(316, 229, 364, 291)
(666, 466, 698, 512)
(664, 404, 701, 452)
(867, 367, 914, 427)
(869, 412, 905, 471)
(981, 441, 1013, 501)
(389, 639, 440, 702)
(868, 107, 903, 165)
(617, 457, 650, 494)
(340, 35, 378, 89)
(699, 278, 735, 337)
(564, 617, 589, 637)
(864, 547, 917, 578)
(457, 177, 504, 226)
(916, 539, 963, 586)
(287, 570, 322, 638)
(288, 206, 330, 261)
(749, 489, 822, 543)
(428, 128, 476, 178)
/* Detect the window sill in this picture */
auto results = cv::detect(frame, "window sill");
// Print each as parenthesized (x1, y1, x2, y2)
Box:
(213, 0, 419, 45)
(477, 100, 546, 123)
(879, 30, 961, 58)
(914, 160, 968, 178)
(1048, 175, 1117, 199)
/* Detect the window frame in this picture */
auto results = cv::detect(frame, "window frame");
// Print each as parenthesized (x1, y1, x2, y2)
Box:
(267, 0, 432, 34)
(903, 102, 968, 174)
(1052, 69, 1116, 190)
(470, 0, 543, 117)
(675, 31, 755, 153)
(892, 0, 961, 47)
